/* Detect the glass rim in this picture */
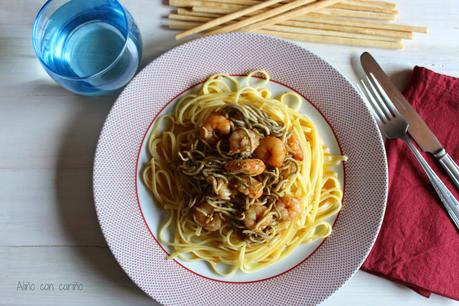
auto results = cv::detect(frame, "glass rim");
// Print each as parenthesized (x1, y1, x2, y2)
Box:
(32, 0, 131, 81)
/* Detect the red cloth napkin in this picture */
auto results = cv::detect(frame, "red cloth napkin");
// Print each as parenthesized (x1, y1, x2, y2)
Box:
(361, 66, 459, 300)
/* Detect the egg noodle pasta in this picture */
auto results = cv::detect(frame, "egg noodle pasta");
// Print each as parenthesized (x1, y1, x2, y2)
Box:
(142, 71, 345, 275)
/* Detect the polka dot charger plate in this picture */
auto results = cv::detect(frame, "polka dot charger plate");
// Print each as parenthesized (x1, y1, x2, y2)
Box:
(93, 33, 388, 306)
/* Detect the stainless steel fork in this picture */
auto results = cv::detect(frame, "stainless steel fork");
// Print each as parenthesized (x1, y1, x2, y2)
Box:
(359, 73, 459, 230)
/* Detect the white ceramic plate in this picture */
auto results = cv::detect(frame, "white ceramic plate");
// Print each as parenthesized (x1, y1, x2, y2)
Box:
(94, 33, 387, 305)
(137, 77, 344, 282)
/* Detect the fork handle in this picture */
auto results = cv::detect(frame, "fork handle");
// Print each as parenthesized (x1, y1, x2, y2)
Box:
(434, 150, 459, 191)
(403, 135, 459, 230)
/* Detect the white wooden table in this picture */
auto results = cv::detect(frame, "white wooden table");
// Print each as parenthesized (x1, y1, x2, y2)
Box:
(1, 1, 458, 305)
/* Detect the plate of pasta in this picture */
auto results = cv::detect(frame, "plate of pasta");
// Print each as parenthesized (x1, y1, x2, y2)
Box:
(94, 33, 387, 305)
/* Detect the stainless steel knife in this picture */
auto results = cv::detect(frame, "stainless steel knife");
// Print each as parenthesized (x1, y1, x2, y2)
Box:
(360, 52, 459, 190)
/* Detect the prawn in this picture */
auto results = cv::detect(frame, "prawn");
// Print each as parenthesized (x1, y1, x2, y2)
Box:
(287, 134, 304, 161)
(254, 136, 287, 168)
(199, 113, 231, 144)
(235, 176, 263, 199)
(192, 202, 222, 232)
(275, 197, 301, 222)
(229, 128, 260, 156)
(244, 205, 272, 230)
(224, 159, 265, 176)
(208, 177, 232, 200)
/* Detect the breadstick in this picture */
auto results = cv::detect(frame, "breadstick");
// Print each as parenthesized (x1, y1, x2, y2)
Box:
(347, 0, 396, 9)
(170, 13, 213, 22)
(171, 13, 412, 39)
(207, 0, 316, 35)
(192, 6, 239, 14)
(170, 20, 402, 43)
(237, 0, 343, 33)
(318, 8, 396, 20)
(214, 0, 260, 5)
(298, 14, 427, 32)
(171, 0, 398, 12)
(257, 29, 403, 49)
(177, 7, 426, 33)
(180, 1, 398, 16)
(177, 8, 219, 18)
(169, 20, 202, 30)
(267, 24, 399, 42)
(176, 0, 285, 40)
(282, 20, 412, 39)
(170, 0, 243, 10)
(333, 2, 397, 14)
(169, 20, 403, 49)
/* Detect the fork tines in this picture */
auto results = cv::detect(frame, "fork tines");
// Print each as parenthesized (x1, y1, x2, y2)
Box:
(358, 73, 401, 123)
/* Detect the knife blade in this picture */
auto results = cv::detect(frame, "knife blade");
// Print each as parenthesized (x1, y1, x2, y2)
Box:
(361, 52, 442, 153)
(360, 52, 459, 190)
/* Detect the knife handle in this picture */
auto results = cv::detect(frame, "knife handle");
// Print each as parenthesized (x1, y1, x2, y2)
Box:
(435, 150, 459, 191)
(403, 137, 459, 230)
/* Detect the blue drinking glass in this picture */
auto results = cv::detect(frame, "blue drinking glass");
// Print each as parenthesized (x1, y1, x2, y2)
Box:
(32, 0, 142, 96)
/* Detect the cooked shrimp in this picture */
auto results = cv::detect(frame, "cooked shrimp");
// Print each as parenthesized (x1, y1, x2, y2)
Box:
(208, 177, 232, 200)
(229, 128, 260, 156)
(236, 176, 263, 199)
(254, 136, 287, 168)
(244, 205, 272, 230)
(275, 197, 301, 222)
(199, 113, 231, 143)
(287, 134, 304, 161)
(192, 202, 222, 232)
(224, 159, 265, 176)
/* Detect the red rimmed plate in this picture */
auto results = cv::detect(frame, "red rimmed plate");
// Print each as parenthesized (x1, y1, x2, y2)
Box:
(93, 32, 387, 305)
